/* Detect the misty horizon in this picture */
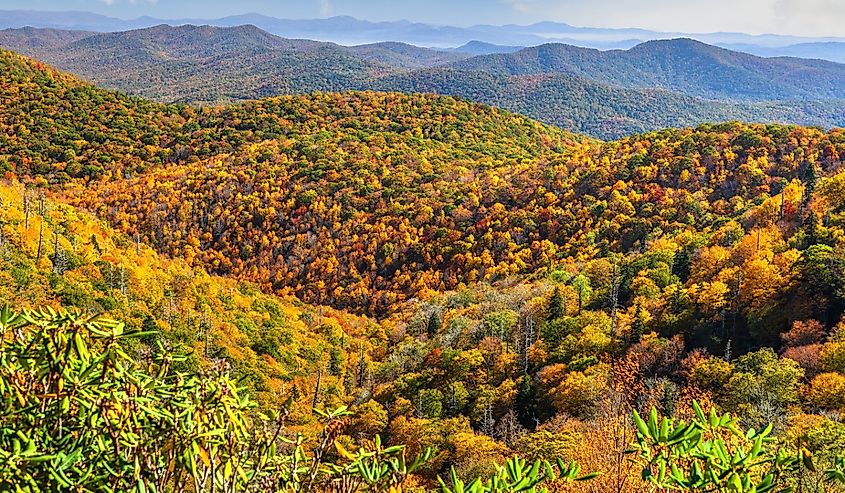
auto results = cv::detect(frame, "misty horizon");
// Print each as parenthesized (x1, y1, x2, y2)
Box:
(1, 0, 844, 38)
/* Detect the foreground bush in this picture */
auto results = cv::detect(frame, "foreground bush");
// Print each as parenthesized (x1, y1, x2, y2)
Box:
(630, 402, 845, 492)
(0, 307, 591, 492)
(0, 306, 301, 491)
(0, 307, 427, 492)
(2, 306, 843, 492)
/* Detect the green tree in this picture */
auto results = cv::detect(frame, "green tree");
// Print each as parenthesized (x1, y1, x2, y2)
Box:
(572, 274, 592, 314)
(547, 286, 565, 321)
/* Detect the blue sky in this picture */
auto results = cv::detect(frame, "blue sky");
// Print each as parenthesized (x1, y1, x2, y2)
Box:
(2, 0, 844, 36)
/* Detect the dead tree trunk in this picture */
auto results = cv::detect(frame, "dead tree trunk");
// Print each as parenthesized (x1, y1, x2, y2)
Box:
(312, 367, 323, 410)
(36, 219, 44, 261)
(609, 262, 621, 339)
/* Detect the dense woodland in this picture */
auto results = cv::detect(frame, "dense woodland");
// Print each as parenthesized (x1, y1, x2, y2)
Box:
(450, 39, 845, 101)
(3, 48, 845, 491)
(2, 26, 845, 139)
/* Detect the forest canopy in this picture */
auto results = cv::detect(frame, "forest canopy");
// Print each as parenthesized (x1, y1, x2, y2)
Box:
(2, 47, 845, 492)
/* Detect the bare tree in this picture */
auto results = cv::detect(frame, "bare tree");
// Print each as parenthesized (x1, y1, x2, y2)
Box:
(52, 231, 68, 275)
(609, 261, 621, 339)
(481, 402, 495, 437)
(516, 310, 537, 375)
(36, 219, 44, 261)
(23, 189, 30, 229)
(312, 366, 323, 410)
(495, 410, 526, 447)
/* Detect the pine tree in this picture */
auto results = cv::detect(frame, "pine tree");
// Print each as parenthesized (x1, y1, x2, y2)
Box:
(804, 211, 821, 247)
(547, 286, 565, 320)
(631, 306, 646, 344)
(515, 376, 536, 428)
(426, 309, 441, 337)
(329, 347, 343, 376)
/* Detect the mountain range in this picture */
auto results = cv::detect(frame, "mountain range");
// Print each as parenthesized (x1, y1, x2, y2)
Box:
(2, 9, 845, 61)
(451, 40, 845, 102)
(2, 42, 844, 355)
(5, 24, 845, 488)
(1, 24, 843, 139)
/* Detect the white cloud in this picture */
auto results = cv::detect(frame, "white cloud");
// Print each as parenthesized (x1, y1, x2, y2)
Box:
(320, 0, 333, 17)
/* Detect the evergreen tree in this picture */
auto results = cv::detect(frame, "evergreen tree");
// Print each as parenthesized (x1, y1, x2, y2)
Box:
(804, 210, 821, 247)
(515, 375, 537, 428)
(547, 286, 565, 320)
(426, 309, 442, 337)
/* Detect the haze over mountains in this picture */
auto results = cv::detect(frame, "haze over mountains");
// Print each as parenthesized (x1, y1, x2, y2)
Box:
(1, 23, 844, 139)
(2, 8, 845, 62)
(451, 40, 845, 101)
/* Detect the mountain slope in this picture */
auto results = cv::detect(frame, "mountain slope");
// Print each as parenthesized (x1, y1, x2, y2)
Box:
(0, 25, 392, 104)
(451, 38, 845, 102)
(83, 117, 845, 315)
(0, 25, 464, 103)
(372, 67, 845, 138)
(348, 41, 470, 68)
(0, 47, 586, 313)
(0, 177, 375, 412)
(6, 45, 845, 487)
(0, 26, 92, 50)
(4, 49, 845, 321)
(2, 27, 844, 139)
(451, 40, 525, 56)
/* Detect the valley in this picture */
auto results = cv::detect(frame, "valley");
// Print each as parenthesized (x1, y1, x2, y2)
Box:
(1, 4, 845, 490)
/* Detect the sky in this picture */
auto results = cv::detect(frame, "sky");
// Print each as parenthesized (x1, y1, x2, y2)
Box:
(2, 0, 844, 36)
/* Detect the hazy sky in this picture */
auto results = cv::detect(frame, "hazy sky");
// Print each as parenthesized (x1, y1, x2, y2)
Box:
(3, 0, 845, 36)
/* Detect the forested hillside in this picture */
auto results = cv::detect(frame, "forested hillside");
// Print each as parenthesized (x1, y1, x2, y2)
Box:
(0, 179, 379, 417)
(371, 67, 845, 137)
(3, 48, 845, 491)
(0, 25, 465, 103)
(452, 39, 845, 101)
(2, 27, 844, 139)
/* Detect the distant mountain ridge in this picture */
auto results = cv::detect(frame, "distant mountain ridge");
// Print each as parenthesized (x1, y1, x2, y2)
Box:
(723, 42, 845, 64)
(2, 9, 845, 61)
(450, 41, 525, 56)
(0, 24, 415, 103)
(452, 39, 845, 102)
(348, 41, 469, 68)
(1, 24, 843, 139)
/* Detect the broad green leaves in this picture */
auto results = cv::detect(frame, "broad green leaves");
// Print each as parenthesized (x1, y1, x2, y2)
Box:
(629, 401, 823, 493)
(0, 306, 312, 492)
(438, 456, 597, 493)
(332, 434, 433, 492)
(0, 306, 431, 493)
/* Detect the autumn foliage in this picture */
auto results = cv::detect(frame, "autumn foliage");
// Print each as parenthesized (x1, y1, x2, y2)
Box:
(2, 48, 845, 491)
